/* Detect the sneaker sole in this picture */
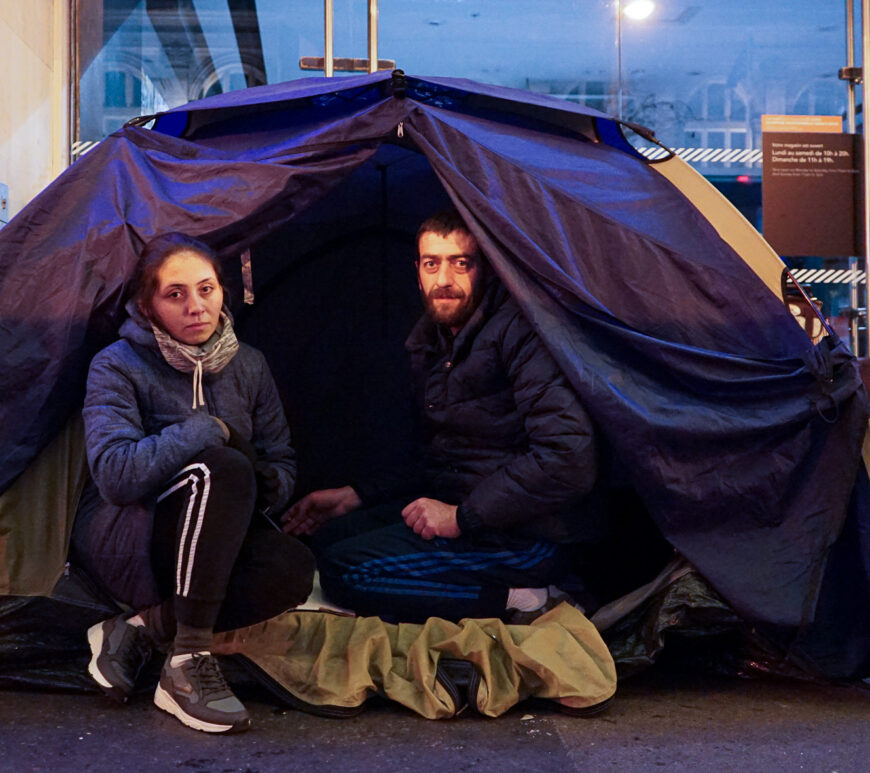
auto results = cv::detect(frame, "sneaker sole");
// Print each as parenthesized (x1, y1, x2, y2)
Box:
(86, 622, 130, 704)
(154, 684, 251, 734)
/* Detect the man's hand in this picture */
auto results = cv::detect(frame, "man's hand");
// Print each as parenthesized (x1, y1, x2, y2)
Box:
(401, 498, 461, 540)
(281, 486, 362, 536)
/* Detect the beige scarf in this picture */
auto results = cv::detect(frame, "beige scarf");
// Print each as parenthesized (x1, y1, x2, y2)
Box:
(151, 311, 240, 409)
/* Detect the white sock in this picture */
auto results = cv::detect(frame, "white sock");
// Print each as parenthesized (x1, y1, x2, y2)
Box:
(169, 651, 210, 668)
(506, 587, 548, 611)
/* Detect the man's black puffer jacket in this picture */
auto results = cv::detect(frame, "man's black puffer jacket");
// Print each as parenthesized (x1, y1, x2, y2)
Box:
(405, 279, 600, 544)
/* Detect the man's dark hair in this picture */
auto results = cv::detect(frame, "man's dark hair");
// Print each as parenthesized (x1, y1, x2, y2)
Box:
(416, 208, 471, 247)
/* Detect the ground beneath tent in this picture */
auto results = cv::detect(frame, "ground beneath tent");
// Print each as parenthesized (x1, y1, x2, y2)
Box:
(4, 666, 869, 772)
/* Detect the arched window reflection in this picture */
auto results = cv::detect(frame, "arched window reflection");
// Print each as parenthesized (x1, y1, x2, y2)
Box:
(191, 61, 266, 101)
(792, 79, 846, 119)
(686, 81, 752, 168)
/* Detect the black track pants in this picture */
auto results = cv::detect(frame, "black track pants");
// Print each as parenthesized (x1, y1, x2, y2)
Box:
(315, 502, 567, 624)
(151, 446, 315, 630)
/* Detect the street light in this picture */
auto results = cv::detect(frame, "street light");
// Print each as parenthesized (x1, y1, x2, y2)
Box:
(616, 0, 656, 120)
(624, 0, 656, 20)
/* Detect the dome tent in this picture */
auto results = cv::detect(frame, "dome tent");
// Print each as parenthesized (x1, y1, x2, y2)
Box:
(0, 71, 867, 682)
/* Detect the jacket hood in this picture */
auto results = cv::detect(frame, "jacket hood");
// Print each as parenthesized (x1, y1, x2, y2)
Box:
(119, 300, 160, 350)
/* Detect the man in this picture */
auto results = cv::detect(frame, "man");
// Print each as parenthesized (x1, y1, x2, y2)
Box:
(283, 209, 600, 623)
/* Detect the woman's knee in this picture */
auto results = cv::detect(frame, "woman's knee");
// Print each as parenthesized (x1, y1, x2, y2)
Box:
(215, 533, 317, 630)
(193, 445, 257, 502)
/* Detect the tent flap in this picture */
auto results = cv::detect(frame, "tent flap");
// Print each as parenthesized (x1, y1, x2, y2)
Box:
(0, 73, 867, 672)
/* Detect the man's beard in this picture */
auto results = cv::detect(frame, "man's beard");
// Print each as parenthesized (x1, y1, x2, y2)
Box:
(423, 287, 477, 329)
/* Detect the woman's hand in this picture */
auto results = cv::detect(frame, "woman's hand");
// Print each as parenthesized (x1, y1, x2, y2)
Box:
(211, 416, 231, 442)
(255, 462, 281, 510)
(281, 486, 362, 535)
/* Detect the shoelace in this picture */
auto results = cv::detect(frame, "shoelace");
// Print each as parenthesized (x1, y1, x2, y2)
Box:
(186, 653, 233, 700)
(118, 628, 152, 679)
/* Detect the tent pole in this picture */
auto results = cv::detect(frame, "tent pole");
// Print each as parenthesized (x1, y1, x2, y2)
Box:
(324, 0, 334, 77)
(863, 0, 870, 354)
(368, 0, 378, 74)
(846, 0, 861, 355)
(616, 0, 623, 120)
(847, 1, 858, 133)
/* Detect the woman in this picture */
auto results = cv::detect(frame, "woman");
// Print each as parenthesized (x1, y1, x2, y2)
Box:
(74, 233, 314, 734)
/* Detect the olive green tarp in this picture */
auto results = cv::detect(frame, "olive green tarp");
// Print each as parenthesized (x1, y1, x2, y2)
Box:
(0, 417, 87, 596)
(211, 603, 616, 719)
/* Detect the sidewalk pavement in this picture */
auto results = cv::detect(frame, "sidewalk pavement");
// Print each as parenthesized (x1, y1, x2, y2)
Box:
(2, 665, 868, 772)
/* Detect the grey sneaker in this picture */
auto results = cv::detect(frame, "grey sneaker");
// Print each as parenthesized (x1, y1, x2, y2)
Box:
(87, 615, 154, 703)
(507, 585, 582, 626)
(154, 651, 251, 733)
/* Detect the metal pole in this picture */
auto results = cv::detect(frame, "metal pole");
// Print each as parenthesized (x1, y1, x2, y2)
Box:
(847, 0, 860, 354)
(324, 0, 334, 77)
(616, 0, 623, 120)
(847, 1, 858, 132)
(368, 0, 378, 73)
(863, 0, 870, 354)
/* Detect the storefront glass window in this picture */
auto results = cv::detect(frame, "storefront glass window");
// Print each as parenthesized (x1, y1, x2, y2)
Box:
(75, 2, 850, 178)
(72, 1, 859, 341)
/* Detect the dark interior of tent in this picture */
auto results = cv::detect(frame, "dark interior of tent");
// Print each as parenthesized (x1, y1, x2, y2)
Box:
(230, 137, 673, 610)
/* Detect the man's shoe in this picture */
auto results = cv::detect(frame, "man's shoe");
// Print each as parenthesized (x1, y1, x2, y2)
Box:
(507, 585, 582, 626)
(154, 651, 251, 733)
(87, 615, 154, 703)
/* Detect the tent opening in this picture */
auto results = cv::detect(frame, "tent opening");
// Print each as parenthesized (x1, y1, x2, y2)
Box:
(234, 139, 674, 605)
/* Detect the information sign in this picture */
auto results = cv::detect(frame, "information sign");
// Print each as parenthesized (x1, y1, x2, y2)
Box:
(762, 118, 861, 257)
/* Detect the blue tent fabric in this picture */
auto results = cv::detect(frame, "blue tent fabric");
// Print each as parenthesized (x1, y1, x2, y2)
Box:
(0, 73, 867, 663)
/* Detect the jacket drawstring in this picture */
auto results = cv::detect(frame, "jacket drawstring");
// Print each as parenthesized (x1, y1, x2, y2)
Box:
(181, 351, 206, 409)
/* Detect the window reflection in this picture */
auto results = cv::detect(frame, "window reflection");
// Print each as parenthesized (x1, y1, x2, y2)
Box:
(74, 1, 849, 185)
(71, 1, 860, 346)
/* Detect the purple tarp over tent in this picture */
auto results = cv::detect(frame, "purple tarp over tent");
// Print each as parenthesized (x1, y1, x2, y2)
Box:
(0, 72, 867, 674)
